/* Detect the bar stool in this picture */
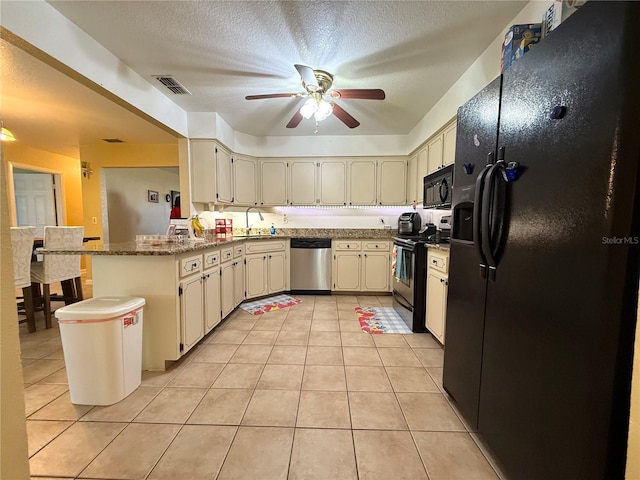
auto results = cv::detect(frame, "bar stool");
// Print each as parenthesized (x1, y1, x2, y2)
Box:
(31, 226, 84, 328)
(10, 226, 37, 333)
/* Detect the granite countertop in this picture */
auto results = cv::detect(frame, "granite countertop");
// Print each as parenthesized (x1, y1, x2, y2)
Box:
(39, 228, 398, 256)
(427, 243, 450, 252)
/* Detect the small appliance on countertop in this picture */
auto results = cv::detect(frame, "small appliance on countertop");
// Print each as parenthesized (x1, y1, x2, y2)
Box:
(398, 212, 422, 236)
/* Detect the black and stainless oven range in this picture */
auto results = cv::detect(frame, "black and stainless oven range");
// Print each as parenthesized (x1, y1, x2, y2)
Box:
(392, 237, 428, 333)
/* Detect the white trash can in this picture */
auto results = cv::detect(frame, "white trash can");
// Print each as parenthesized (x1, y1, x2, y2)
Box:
(55, 296, 145, 405)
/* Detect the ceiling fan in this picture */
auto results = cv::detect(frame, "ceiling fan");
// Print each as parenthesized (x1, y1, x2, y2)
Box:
(245, 64, 385, 129)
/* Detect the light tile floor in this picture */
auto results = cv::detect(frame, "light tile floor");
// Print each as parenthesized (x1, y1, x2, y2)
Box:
(20, 292, 505, 480)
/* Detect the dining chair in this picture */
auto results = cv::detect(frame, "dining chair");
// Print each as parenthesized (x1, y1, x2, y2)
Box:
(31, 226, 84, 328)
(10, 226, 37, 333)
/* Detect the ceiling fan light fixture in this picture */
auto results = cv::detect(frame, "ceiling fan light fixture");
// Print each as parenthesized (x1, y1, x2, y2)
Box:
(314, 100, 333, 121)
(300, 98, 317, 119)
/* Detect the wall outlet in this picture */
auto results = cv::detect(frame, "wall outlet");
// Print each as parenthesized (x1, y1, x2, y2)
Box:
(282, 214, 288, 224)
(384, 225, 392, 230)
(91, 216, 98, 224)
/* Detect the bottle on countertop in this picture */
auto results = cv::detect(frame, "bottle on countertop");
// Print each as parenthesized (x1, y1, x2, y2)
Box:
(270, 223, 276, 236)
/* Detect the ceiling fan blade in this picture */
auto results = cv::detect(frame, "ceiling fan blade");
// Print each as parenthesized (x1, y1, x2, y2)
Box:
(294, 64, 319, 89)
(330, 89, 386, 100)
(245, 93, 301, 100)
(331, 103, 360, 128)
(286, 110, 304, 128)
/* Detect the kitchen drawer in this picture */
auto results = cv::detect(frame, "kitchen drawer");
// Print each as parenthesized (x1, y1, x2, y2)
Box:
(180, 254, 203, 278)
(233, 245, 244, 258)
(363, 241, 390, 252)
(203, 250, 220, 268)
(428, 250, 449, 274)
(220, 247, 234, 263)
(334, 240, 362, 251)
(245, 240, 286, 254)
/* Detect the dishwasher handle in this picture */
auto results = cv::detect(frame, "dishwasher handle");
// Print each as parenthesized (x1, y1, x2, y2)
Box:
(290, 238, 332, 249)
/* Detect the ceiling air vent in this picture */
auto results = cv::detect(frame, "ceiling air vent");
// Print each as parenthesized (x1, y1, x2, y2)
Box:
(153, 75, 192, 95)
(102, 138, 124, 143)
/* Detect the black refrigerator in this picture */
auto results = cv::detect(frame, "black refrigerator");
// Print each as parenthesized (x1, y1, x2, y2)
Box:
(443, 3, 640, 480)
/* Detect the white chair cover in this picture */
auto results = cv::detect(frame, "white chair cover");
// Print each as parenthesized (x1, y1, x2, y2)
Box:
(31, 226, 84, 284)
(10, 226, 36, 289)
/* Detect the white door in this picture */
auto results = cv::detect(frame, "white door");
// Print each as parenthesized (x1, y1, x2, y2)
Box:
(221, 262, 235, 317)
(233, 261, 245, 307)
(333, 252, 361, 291)
(13, 172, 57, 237)
(361, 253, 390, 291)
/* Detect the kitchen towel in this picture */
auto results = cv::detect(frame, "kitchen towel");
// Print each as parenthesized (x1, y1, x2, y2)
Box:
(355, 307, 412, 334)
(240, 294, 301, 315)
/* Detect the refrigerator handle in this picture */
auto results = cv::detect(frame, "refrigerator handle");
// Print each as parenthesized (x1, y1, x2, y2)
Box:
(474, 161, 492, 278)
(481, 161, 508, 279)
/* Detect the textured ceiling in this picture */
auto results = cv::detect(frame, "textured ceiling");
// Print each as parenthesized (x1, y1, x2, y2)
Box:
(47, 0, 526, 137)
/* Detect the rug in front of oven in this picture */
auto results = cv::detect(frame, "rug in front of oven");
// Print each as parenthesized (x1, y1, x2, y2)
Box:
(240, 295, 301, 315)
(355, 307, 412, 334)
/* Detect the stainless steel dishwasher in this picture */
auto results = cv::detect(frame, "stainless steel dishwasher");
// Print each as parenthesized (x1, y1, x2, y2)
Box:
(290, 238, 332, 294)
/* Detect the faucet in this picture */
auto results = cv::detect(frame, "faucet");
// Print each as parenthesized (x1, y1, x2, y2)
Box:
(245, 207, 264, 235)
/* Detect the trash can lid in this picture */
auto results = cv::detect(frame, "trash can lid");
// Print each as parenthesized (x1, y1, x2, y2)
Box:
(55, 296, 146, 321)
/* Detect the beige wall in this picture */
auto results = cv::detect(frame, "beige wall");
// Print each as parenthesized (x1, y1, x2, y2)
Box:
(627, 298, 640, 479)
(79, 143, 178, 277)
(1, 145, 31, 478)
(79, 143, 178, 240)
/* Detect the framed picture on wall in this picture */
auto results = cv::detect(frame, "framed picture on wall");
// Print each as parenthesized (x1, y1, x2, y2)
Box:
(148, 190, 159, 203)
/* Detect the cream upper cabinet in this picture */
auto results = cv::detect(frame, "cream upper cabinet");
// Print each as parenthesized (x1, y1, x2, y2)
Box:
(427, 135, 444, 175)
(260, 159, 288, 206)
(233, 155, 257, 206)
(289, 159, 318, 205)
(349, 159, 377, 206)
(215, 144, 234, 204)
(318, 160, 347, 205)
(378, 158, 407, 205)
(190, 140, 216, 203)
(407, 153, 418, 205)
(423, 120, 457, 175)
(442, 122, 457, 167)
(416, 147, 428, 203)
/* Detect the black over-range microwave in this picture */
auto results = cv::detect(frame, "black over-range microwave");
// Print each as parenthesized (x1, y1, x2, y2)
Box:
(423, 164, 453, 208)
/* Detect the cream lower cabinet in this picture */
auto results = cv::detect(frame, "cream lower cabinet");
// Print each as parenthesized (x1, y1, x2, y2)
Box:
(245, 240, 289, 299)
(426, 249, 449, 345)
(332, 240, 391, 292)
(220, 246, 244, 317)
(203, 250, 221, 334)
(179, 273, 203, 354)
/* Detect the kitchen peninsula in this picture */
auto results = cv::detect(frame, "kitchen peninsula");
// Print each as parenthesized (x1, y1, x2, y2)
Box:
(42, 229, 397, 370)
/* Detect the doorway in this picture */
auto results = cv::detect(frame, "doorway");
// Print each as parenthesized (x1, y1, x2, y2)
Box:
(10, 166, 63, 237)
